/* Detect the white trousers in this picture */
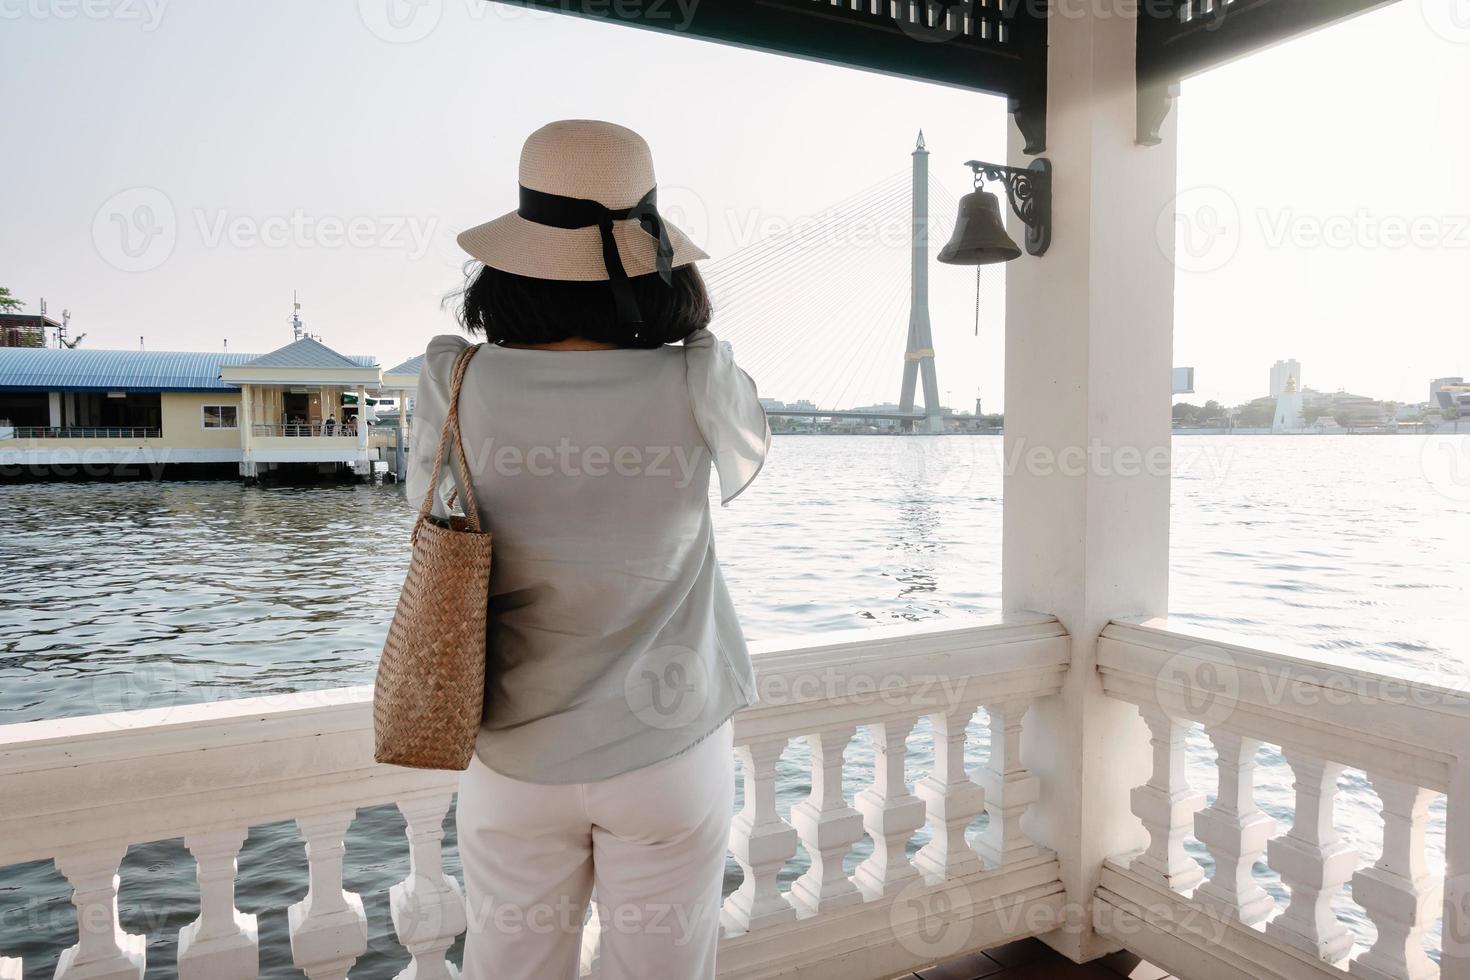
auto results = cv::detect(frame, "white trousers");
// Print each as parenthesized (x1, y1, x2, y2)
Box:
(456, 720, 735, 980)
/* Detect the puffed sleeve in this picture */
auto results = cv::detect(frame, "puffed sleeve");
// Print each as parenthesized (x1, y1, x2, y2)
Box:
(405, 334, 471, 516)
(684, 328, 770, 505)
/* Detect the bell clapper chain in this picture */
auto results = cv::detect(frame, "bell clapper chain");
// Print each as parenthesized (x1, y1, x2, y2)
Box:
(973, 267, 982, 337)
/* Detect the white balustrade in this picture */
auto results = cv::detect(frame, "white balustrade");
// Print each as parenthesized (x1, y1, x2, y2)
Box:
(1350, 776, 1441, 980)
(0, 618, 1075, 980)
(391, 795, 466, 980)
(288, 810, 370, 980)
(789, 727, 864, 916)
(177, 827, 258, 979)
(54, 843, 146, 980)
(977, 698, 1040, 869)
(1193, 732, 1275, 925)
(721, 738, 799, 933)
(1096, 620, 1470, 980)
(1265, 752, 1357, 963)
(1129, 705, 1205, 892)
(852, 716, 924, 900)
(912, 704, 985, 881)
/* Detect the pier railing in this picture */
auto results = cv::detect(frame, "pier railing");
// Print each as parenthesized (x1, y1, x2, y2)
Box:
(8, 426, 160, 439)
(0, 616, 1072, 980)
(251, 422, 360, 438)
(1096, 618, 1469, 980)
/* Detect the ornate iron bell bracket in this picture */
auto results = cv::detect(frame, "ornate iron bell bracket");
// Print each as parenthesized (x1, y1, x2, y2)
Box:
(962, 157, 1052, 257)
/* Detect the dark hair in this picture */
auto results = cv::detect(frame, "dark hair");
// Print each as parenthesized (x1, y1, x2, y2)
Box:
(454, 262, 712, 349)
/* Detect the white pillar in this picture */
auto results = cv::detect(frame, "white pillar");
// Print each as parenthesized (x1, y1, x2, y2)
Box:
(1001, 0, 1179, 961)
(48, 391, 63, 428)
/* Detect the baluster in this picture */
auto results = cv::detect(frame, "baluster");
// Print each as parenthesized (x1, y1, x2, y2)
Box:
(1444, 762, 1469, 980)
(178, 827, 258, 979)
(580, 899, 602, 978)
(1130, 705, 1205, 891)
(913, 704, 984, 881)
(1266, 752, 1357, 962)
(722, 738, 798, 933)
(853, 716, 924, 899)
(288, 811, 369, 980)
(391, 796, 466, 980)
(1194, 732, 1275, 924)
(1, 956, 21, 979)
(790, 727, 863, 915)
(54, 843, 146, 980)
(977, 699, 1040, 869)
(1350, 776, 1441, 980)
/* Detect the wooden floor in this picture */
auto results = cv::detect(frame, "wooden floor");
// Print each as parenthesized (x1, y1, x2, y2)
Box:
(897, 938, 1176, 980)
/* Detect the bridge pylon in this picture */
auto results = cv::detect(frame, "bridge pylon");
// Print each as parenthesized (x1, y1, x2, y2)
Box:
(898, 131, 945, 434)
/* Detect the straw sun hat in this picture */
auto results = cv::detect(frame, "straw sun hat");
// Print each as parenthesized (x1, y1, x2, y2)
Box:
(457, 119, 707, 325)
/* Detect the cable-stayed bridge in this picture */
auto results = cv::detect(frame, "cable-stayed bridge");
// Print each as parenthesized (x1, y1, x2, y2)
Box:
(699, 134, 996, 433)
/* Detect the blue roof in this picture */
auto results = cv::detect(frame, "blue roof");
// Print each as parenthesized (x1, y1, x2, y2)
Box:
(239, 337, 375, 370)
(0, 348, 261, 392)
(385, 353, 423, 375)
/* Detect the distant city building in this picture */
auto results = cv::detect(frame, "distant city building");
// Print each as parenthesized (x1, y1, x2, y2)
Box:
(1270, 359, 1302, 399)
(0, 312, 58, 349)
(1431, 377, 1469, 414)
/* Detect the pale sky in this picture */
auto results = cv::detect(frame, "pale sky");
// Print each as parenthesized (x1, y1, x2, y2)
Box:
(2, 0, 1466, 410)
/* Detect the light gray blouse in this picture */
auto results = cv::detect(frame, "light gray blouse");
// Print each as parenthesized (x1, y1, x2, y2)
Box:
(405, 329, 769, 784)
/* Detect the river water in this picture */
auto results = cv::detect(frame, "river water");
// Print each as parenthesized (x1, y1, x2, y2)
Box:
(1, 435, 1466, 976)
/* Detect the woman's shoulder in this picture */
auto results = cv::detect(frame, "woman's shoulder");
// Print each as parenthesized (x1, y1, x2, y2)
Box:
(418, 335, 474, 389)
(425, 334, 472, 359)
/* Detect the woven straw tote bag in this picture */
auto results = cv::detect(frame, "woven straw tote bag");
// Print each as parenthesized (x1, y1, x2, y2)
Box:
(374, 343, 491, 770)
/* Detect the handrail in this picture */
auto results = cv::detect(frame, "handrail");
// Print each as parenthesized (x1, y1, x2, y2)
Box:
(1098, 617, 1469, 792)
(251, 422, 361, 437)
(0, 615, 1068, 868)
(9, 426, 160, 439)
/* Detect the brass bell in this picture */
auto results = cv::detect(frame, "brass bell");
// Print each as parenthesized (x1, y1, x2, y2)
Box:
(937, 189, 1022, 265)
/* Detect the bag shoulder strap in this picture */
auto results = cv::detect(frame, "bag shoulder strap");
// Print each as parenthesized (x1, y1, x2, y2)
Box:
(418, 343, 483, 533)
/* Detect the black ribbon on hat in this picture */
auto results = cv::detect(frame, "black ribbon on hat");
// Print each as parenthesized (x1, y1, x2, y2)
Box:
(517, 185, 674, 327)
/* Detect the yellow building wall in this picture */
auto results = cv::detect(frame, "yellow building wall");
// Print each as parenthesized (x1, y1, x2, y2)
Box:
(160, 392, 244, 449)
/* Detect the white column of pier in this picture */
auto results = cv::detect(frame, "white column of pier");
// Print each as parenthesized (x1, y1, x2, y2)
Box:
(1001, 0, 1180, 963)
